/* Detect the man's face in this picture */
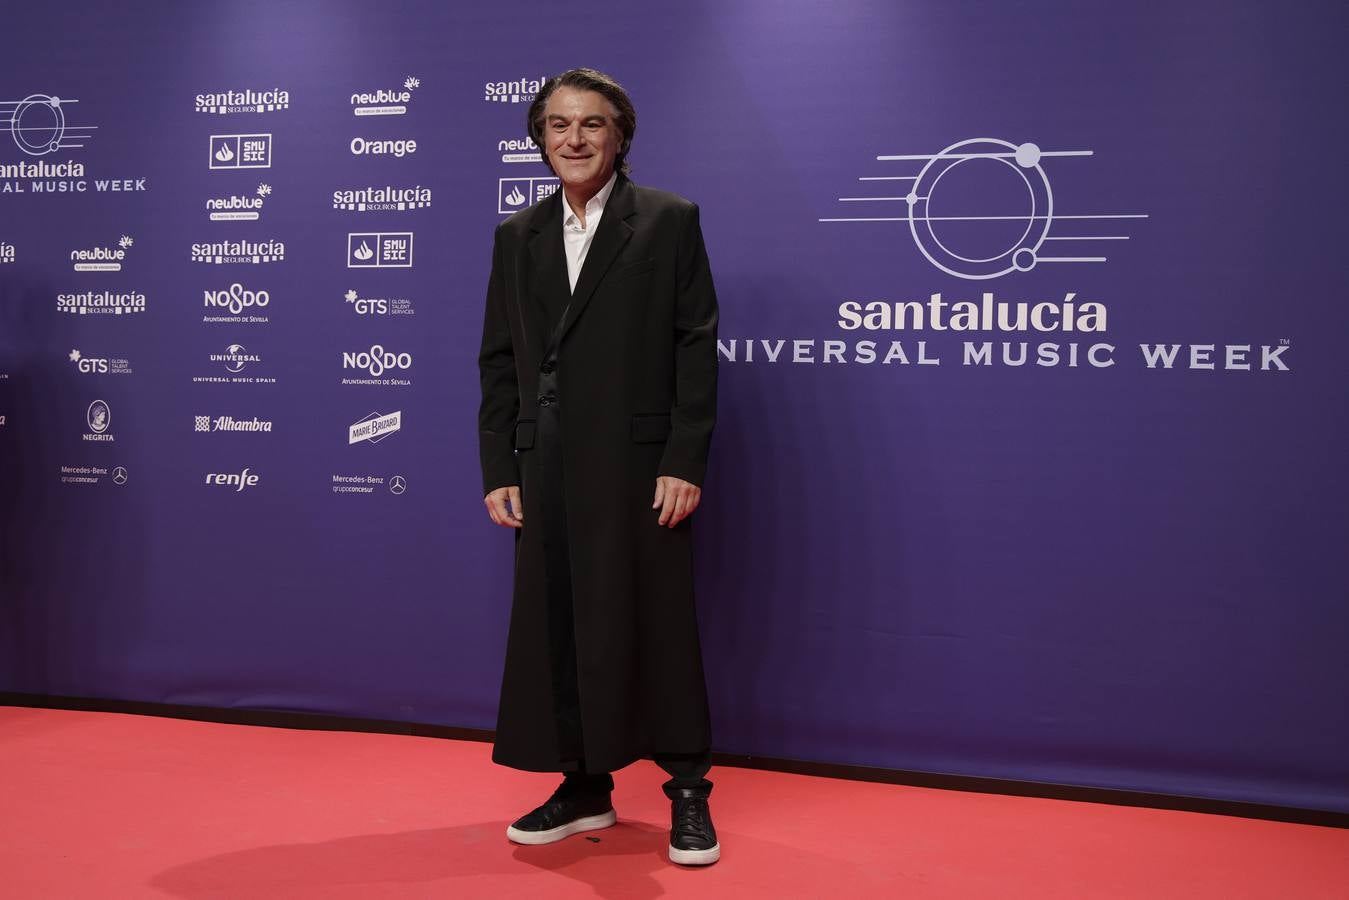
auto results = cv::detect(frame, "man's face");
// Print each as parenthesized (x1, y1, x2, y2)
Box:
(542, 86, 623, 195)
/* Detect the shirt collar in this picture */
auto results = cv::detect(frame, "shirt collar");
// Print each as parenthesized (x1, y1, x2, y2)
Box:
(562, 171, 618, 229)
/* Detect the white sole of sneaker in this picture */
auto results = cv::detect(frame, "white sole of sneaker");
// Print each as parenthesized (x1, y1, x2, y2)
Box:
(506, 809, 617, 845)
(669, 841, 720, 866)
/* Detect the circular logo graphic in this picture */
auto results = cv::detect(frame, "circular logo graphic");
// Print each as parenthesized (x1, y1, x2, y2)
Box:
(87, 399, 110, 434)
(907, 138, 1052, 280)
(11, 94, 65, 156)
(112, 466, 128, 485)
(225, 343, 248, 373)
(388, 474, 407, 495)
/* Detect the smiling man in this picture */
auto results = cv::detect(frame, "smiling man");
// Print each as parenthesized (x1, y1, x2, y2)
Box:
(477, 68, 721, 866)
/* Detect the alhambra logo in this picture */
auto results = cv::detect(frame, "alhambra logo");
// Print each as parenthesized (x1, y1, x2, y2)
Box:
(333, 184, 431, 212)
(351, 76, 420, 116)
(191, 239, 285, 265)
(210, 134, 272, 170)
(483, 76, 547, 104)
(207, 183, 272, 221)
(195, 415, 273, 433)
(821, 137, 1147, 280)
(195, 88, 290, 115)
(71, 235, 133, 272)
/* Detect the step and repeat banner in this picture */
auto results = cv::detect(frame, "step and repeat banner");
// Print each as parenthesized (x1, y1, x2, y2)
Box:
(2, 1, 1346, 811)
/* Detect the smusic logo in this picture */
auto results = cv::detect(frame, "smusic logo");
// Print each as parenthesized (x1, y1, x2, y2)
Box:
(347, 232, 413, 268)
(498, 177, 558, 214)
(210, 134, 272, 169)
(351, 76, 420, 116)
(195, 88, 290, 115)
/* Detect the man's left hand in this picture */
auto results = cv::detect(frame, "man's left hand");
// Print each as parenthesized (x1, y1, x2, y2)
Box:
(653, 476, 701, 528)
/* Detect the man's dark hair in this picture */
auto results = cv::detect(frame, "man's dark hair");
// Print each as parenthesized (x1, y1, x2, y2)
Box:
(527, 68, 637, 176)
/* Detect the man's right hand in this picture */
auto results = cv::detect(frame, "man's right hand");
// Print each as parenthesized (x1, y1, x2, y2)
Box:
(484, 486, 524, 528)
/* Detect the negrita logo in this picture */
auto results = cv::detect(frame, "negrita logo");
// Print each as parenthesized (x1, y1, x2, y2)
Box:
(351, 76, 420, 116)
(196, 88, 290, 115)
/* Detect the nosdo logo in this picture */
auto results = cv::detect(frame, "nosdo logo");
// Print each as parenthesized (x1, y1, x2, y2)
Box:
(3, 93, 95, 156)
(499, 135, 541, 163)
(1, 241, 14, 263)
(210, 344, 262, 374)
(332, 184, 431, 212)
(342, 345, 412, 377)
(821, 137, 1147, 280)
(195, 88, 290, 115)
(204, 283, 270, 315)
(57, 290, 147, 316)
(205, 467, 258, 491)
(351, 76, 420, 116)
(484, 76, 546, 104)
(191, 239, 285, 265)
(71, 235, 132, 272)
(207, 183, 272, 221)
(350, 137, 417, 158)
(210, 134, 271, 170)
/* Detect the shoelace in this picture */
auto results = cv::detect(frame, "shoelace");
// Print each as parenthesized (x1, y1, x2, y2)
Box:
(673, 798, 714, 843)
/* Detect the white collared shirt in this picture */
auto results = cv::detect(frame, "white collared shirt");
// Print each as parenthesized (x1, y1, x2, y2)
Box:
(561, 172, 617, 293)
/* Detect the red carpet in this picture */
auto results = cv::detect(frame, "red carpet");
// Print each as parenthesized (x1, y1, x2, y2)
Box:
(1, 707, 1345, 899)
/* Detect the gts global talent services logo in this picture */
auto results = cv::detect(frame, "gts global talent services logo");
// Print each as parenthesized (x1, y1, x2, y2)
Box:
(333, 183, 431, 213)
(351, 76, 420, 116)
(210, 134, 272, 170)
(484, 75, 546, 104)
(71, 235, 132, 272)
(344, 288, 414, 317)
(205, 467, 259, 492)
(207, 183, 272, 221)
(69, 349, 133, 375)
(195, 88, 290, 115)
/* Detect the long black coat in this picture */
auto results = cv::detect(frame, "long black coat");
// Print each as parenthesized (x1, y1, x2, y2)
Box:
(477, 175, 718, 773)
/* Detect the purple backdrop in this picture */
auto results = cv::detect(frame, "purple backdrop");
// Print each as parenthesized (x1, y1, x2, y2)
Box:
(2, 0, 1346, 813)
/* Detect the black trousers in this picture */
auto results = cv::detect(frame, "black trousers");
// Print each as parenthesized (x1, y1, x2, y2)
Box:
(536, 391, 710, 794)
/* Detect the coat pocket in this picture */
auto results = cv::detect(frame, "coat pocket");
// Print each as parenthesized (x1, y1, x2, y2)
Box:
(514, 419, 537, 450)
(608, 258, 656, 283)
(630, 413, 671, 444)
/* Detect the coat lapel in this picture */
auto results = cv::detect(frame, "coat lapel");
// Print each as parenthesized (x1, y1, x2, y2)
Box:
(524, 191, 568, 342)
(559, 175, 636, 344)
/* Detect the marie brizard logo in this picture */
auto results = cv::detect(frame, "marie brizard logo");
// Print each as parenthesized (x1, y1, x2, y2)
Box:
(821, 138, 1148, 280)
(2, 94, 95, 155)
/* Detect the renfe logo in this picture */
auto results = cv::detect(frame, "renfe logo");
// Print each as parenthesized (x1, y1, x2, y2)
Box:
(205, 468, 259, 491)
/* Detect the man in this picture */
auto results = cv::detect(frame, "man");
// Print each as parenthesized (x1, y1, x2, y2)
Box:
(477, 68, 721, 866)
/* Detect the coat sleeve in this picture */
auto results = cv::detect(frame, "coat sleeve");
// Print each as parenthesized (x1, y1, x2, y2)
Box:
(659, 202, 719, 487)
(478, 226, 520, 494)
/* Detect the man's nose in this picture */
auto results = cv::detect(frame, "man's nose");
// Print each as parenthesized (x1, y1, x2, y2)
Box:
(565, 125, 585, 147)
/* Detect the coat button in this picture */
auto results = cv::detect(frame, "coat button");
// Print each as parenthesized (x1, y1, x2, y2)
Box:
(540, 361, 556, 374)
(537, 394, 554, 407)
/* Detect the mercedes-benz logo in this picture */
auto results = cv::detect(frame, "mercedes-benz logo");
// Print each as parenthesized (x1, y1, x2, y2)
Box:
(388, 474, 407, 495)
(112, 466, 128, 485)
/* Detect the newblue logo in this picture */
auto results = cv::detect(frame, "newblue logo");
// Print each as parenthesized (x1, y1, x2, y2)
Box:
(210, 134, 272, 170)
(347, 233, 413, 268)
(351, 76, 419, 116)
(196, 88, 290, 115)
(207, 183, 271, 221)
(499, 135, 541, 164)
(71, 235, 132, 272)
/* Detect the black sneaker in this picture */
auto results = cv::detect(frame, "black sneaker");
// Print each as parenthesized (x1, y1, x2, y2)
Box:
(664, 782, 720, 865)
(505, 780, 616, 845)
